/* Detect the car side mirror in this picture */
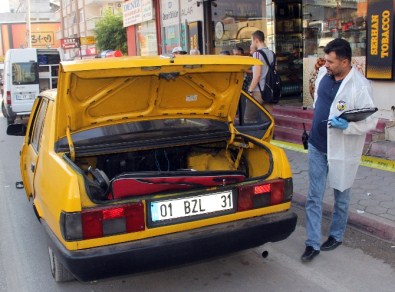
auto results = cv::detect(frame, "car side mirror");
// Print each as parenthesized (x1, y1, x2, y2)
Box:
(7, 123, 27, 136)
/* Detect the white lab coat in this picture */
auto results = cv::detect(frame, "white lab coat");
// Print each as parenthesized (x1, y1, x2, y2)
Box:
(314, 66, 378, 192)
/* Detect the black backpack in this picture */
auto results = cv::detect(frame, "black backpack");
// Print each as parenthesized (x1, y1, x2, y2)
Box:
(256, 49, 282, 104)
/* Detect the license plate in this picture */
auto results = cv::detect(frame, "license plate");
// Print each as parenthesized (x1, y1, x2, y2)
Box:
(15, 93, 34, 100)
(149, 190, 234, 225)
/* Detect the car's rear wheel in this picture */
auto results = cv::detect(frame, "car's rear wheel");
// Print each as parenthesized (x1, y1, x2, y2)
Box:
(48, 246, 74, 282)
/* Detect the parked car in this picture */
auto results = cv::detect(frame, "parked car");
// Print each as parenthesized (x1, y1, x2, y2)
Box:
(2, 48, 61, 124)
(7, 55, 297, 282)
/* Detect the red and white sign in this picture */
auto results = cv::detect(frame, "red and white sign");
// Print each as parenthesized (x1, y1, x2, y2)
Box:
(61, 38, 80, 49)
(123, 0, 153, 27)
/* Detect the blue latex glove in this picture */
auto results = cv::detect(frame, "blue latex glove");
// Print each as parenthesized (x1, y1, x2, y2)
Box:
(328, 117, 349, 129)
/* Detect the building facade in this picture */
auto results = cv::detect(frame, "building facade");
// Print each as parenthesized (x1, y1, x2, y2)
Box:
(124, 0, 392, 122)
(0, 0, 60, 55)
(55, 0, 124, 59)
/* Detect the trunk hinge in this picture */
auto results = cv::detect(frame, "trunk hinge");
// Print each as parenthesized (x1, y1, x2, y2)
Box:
(228, 120, 236, 145)
(66, 116, 75, 161)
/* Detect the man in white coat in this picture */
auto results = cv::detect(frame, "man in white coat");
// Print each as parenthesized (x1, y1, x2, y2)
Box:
(301, 38, 377, 262)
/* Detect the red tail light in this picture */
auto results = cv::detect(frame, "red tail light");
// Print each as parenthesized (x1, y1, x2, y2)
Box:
(270, 182, 285, 205)
(82, 211, 103, 239)
(61, 202, 145, 241)
(103, 207, 125, 220)
(6, 91, 11, 105)
(254, 184, 271, 195)
(237, 179, 289, 212)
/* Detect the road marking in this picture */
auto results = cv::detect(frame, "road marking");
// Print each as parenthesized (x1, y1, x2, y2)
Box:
(271, 140, 395, 173)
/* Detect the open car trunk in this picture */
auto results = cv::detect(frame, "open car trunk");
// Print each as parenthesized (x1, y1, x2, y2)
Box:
(55, 56, 274, 204)
(67, 136, 272, 203)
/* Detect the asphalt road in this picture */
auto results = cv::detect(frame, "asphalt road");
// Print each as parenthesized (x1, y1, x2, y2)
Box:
(0, 115, 394, 292)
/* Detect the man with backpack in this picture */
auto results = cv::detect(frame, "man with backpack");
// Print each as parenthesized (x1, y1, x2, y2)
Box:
(246, 30, 277, 123)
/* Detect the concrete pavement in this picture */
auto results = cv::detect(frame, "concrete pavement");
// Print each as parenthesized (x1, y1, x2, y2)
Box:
(276, 141, 395, 244)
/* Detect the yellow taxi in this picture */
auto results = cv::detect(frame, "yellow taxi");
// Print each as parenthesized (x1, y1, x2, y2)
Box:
(7, 55, 297, 282)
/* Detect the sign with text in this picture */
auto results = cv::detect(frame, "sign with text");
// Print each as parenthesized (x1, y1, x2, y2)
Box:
(61, 38, 80, 49)
(180, 0, 203, 23)
(366, 0, 394, 79)
(31, 32, 55, 48)
(80, 36, 96, 45)
(123, 0, 154, 27)
(161, 0, 179, 27)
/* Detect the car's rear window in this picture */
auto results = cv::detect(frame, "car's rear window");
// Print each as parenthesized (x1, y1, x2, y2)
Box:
(12, 62, 39, 85)
(56, 118, 230, 153)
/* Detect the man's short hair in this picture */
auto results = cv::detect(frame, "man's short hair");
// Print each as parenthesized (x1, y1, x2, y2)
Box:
(252, 30, 265, 43)
(324, 38, 351, 62)
(234, 46, 244, 55)
(220, 50, 231, 55)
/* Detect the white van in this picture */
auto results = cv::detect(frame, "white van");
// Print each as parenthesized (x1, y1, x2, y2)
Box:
(2, 48, 61, 124)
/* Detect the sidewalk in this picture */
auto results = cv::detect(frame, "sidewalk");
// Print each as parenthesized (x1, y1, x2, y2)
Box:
(274, 141, 395, 244)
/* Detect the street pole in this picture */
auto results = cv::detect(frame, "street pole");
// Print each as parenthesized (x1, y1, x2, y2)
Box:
(203, 0, 213, 54)
(26, 0, 32, 48)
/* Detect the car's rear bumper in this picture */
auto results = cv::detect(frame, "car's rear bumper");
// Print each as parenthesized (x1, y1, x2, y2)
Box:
(44, 211, 297, 282)
(3, 103, 30, 120)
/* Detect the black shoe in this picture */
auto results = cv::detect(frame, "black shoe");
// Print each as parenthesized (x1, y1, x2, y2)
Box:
(321, 236, 342, 251)
(301, 246, 320, 262)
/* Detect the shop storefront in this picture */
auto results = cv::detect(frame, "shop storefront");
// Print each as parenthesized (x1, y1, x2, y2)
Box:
(161, 0, 204, 54)
(124, 0, 160, 56)
(124, 0, 394, 120)
(302, 0, 369, 107)
(209, 0, 371, 105)
(207, 0, 394, 141)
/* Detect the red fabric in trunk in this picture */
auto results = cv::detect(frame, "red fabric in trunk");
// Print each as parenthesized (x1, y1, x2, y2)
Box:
(110, 174, 245, 199)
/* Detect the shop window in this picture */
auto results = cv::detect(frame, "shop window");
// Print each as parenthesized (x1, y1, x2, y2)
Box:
(212, 0, 268, 55)
(303, 0, 368, 58)
(274, 0, 303, 99)
(136, 20, 158, 56)
(163, 25, 180, 54)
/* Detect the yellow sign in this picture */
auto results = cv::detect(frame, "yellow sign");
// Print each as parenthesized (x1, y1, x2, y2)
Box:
(31, 32, 55, 47)
(366, 0, 394, 79)
(80, 36, 96, 45)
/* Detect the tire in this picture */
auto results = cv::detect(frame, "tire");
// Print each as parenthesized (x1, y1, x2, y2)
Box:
(7, 117, 15, 125)
(2, 101, 15, 124)
(48, 246, 75, 282)
(1, 101, 7, 118)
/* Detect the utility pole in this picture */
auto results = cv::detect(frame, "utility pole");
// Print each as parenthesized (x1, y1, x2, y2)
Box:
(26, 0, 32, 48)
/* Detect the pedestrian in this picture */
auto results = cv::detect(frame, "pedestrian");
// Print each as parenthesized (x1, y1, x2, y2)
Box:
(220, 50, 231, 55)
(242, 44, 256, 92)
(249, 44, 256, 56)
(246, 30, 275, 122)
(233, 46, 244, 56)
(301, 38, 378, 262)
(190, 49, 200, 55)
(172, 46, 187, 55)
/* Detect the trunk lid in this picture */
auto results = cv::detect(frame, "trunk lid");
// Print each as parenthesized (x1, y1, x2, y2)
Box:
(54, 55, 262, 142)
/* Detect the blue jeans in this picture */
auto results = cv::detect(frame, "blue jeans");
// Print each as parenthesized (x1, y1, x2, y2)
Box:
(305, 143, 351, 250)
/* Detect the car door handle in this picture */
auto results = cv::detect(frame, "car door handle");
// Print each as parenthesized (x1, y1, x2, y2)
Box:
(31, 163, 35, 172)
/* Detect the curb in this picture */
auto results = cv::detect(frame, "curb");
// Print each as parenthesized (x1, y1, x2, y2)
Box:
(292, 193, 395, 244)
(271, 140, 395, 172)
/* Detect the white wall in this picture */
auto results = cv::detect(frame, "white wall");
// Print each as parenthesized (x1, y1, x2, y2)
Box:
(371, 81, 395, 121)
